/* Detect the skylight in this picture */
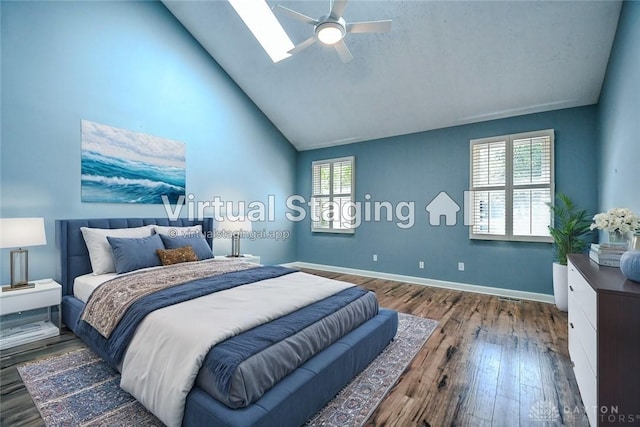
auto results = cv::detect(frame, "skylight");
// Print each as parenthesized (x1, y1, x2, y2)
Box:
(228, 0, 295, 63)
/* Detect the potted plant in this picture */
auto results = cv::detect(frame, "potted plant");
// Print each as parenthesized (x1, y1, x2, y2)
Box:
(548, 193, 592, 311)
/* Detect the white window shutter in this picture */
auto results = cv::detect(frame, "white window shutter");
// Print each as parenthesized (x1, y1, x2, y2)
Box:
(311, 156, 355, 233)
(470, 130, 554, 242)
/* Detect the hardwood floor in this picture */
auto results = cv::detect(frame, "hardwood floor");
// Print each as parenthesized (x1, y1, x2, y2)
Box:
(0, 270, 587, 426)
(1, 331, 84, 426)
(305, 270, 587, 427)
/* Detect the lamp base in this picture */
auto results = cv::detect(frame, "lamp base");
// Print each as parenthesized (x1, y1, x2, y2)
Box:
(2, 282, 36, 292)
(230, 233, 241, 257)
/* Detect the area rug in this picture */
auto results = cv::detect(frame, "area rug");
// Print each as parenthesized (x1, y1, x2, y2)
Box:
(18, 313, 437, 427)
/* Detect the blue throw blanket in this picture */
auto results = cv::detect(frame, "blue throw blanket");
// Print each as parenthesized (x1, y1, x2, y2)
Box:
(76, 266, 297, 367)
(205, 286, 369, 396)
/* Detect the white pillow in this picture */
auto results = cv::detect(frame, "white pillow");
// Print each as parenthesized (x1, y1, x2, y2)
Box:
(80, 225, 155, 275)
(153, 224, 202, 237)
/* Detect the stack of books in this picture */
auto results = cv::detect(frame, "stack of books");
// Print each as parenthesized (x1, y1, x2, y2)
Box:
(589, 243, 628, 267)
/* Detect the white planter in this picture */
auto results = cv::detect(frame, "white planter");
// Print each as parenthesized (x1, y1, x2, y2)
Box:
(553, 262, 568, 312)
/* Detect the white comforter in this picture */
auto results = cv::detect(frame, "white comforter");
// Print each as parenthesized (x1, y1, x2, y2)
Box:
(120, 271, 353, 427)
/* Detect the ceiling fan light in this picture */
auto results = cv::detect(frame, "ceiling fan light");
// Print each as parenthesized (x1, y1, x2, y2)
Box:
(316, 22, 345, 45)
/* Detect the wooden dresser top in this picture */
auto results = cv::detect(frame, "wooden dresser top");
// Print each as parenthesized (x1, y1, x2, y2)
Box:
(568, 254, 640, 297)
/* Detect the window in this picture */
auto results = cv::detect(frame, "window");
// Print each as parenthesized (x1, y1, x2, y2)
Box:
(470, 129, 554, 242)
(311, 156, 355, 233)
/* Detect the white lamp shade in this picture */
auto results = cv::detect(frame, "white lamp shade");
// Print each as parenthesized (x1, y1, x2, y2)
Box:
(0, 218, 47, 248)
(217, 217, 253, 233)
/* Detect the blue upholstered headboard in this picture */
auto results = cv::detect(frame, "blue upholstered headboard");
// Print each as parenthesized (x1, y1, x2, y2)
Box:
(55, 218, 214, 296)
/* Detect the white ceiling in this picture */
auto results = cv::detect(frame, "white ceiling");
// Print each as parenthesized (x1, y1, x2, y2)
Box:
(163, 0, 622, 151)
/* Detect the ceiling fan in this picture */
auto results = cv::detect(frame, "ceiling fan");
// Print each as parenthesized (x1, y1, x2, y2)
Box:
(274, 0, 392, 63)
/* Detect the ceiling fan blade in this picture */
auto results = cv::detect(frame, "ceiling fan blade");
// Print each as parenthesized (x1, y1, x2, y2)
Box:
(347, 20, 392, 34)
(334, 39, 353, 63)
(288, 36, 317, 55)
(274, 5, 317, 25)
(330, 0, 348, 19)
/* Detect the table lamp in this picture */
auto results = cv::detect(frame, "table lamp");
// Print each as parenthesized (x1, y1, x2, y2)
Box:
(218, 217, 252, 257)
(0, 218, 47, 291)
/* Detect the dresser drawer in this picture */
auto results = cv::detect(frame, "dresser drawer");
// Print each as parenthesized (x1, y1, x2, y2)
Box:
(568, 291, 597, 375)
(568, 261, 597, 331)
(569, 334, 597, 427)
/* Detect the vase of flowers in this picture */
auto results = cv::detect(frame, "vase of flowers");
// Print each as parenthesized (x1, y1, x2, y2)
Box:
(608, 230, 627, 244)
(590, 208, 640, 248)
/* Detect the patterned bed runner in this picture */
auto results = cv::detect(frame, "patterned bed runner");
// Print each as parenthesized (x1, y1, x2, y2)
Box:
(81, 259, 257, 338)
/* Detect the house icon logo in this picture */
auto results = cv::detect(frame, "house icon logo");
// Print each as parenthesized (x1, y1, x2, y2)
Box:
(425, 191, 460, 226)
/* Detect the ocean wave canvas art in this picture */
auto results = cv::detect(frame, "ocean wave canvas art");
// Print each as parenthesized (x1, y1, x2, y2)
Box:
(81, 120, 186, 204)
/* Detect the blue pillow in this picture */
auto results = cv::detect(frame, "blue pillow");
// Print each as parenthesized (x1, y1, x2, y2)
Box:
(107, 234, 165, 274)
(159, 233, 213, 260)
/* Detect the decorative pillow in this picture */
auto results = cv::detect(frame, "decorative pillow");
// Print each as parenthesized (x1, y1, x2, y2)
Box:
(153, 224, 202, 238)
(107, 234, 165, 274)
(81, 225, 155, 274)
(159, 233, 213, 260)
(156, 246, 199, 266)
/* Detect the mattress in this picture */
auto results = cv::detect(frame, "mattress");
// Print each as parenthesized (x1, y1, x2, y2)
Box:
(73, 272, 117, 303)
(73, 263, 194, 303)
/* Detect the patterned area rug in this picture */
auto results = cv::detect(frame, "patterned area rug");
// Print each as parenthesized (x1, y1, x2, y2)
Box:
(18, 313, 437, 427)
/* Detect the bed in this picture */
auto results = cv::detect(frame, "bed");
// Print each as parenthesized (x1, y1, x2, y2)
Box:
(56, 218, 398, 427)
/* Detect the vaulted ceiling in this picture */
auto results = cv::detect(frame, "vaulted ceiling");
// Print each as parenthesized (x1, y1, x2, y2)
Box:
(163, 0, 622, 151)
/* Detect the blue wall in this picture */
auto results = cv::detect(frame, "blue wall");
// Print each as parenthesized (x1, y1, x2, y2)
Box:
(0, 1, 297, 284)
(2, 1, 631, 297)
(598, 1, 640, 216)
(296, 106, 599, 295)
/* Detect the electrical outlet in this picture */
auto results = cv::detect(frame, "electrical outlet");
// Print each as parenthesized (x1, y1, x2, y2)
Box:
(458, 262, 465, 271)
(373, 254, 378, 262)
(419, 261, 424, 269)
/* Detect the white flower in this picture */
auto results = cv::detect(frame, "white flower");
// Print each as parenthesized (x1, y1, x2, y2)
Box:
(591, 207, 640, 233)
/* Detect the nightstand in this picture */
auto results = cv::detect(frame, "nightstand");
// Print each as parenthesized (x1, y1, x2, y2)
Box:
(0, 279, 61, 350)
(214, 255, 261, 264)
(239, 255, 260, 264)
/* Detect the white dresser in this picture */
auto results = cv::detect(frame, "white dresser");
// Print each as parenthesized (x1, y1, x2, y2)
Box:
(567, 255, 640, 426)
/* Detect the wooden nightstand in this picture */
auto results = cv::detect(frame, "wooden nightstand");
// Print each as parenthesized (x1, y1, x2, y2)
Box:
(0, 279, 61, 350)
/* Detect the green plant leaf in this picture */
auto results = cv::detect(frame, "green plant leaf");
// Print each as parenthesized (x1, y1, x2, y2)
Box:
(548, 193, 593, 265)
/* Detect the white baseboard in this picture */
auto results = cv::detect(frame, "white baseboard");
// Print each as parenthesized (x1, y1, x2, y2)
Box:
(282, 261, 555, 304)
